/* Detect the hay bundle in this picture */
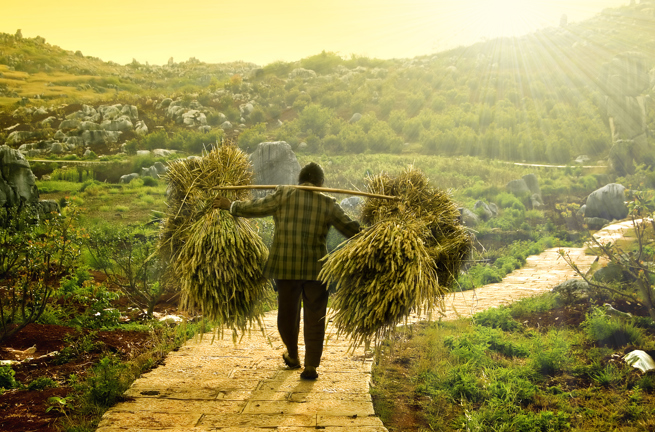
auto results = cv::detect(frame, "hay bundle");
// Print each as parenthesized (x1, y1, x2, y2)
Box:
(159, 143, 272, 336)
(320, 166, 471, 347)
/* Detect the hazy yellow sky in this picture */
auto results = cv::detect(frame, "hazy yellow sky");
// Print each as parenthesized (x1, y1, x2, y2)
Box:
(1, 0, 629, 66)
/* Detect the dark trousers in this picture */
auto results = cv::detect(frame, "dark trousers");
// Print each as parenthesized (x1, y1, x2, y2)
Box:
(276, 279, 329, 368)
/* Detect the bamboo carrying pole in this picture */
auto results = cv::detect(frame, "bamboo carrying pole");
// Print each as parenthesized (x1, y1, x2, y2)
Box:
(214, 185, 401, 201)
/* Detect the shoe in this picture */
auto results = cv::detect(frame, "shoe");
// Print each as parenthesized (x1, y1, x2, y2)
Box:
(300, 366, 318, 380)
(282, 352, 301, 369)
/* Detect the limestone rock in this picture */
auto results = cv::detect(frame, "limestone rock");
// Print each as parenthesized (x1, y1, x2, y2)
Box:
(50, 142, 64, 154)
(506, 179, 531, 197)
(340, 196, 364, 213)
(39, 199, 60, 215)
(249, 141, 300, 197)
(119, 173, 140, 184)
(551, 279, 590, 300)
(135, 121, 148, 136)
(6, 131, 36, 145)
(585, 217, 610, 230)
(79, 121, 102, 131)
(0, 145, 39, 207)
(82, 130, 120, 146)
(59, 119, 81, 130)
(141, 166, 160, 178)
(220, 121, 233, 130)
(121, 105, 139, 120)
(288, 68, 317, 79)
(349, 113, 362, 123)
(54, 130, 66, 140)
(459, 208, 479, 227)
(585, 183, 628, 221)
(98, 105, 122, 121)
(41, 116, 56, 127)
(474, 201, 493, 221)
(152, 149, 176, 157)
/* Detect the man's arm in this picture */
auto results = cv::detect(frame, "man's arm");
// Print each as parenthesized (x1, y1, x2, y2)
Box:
(331, 203, 361, 238)
(227, 187, 284, 218)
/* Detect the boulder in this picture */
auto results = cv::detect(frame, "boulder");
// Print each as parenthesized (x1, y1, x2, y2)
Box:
(488, 203, 499, 217)
(585, 217, 610, 230)
(340, 196, 364, 213)
(82, 130, 120, 146)
(101, 116, 133, 132)
(474, 201, 493, 221)
(121, 105, 139, 120)
(79, 121, 102, 131)
(575, 155, 591, 164)
(0, 145, 39, 207)
(64, 136, 85, 148)
(141, 166, 160, 178)
(119, 173, 140, 184)
(249, 141, 301, 197)
(506, 178, 531, 197)
(220, 121, 233, 130)
(153, 162, 167, 175)
(152, 149, 175, 157)
(81, 104, 97, 117)
(98, 105, 122, 121)
(241, 103, 254, 115)
(136, 150, 151, 156)
(50, 142, 64, 154)
(157, 98, 173, 109)
(135, 120, 148, 136)
(54, 130, 67, 140)
(59, 119, 81, 130)
(585, 183, 628, 221)
(522, 173, 541, 196)
(459, 208, 479, 227)
(6, 131, 36, 145)
(39, 199, 60, 215)
(349, 113, 362, 123)
(551, 279, 590, 300)
(41, 116, 56, 126)
(288, 68, 317, 79)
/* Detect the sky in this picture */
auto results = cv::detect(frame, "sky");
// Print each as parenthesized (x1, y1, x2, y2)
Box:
(1, 0, 630, 66)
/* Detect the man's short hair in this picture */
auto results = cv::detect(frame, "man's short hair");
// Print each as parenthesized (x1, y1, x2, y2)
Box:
(298, 162, 324, 186)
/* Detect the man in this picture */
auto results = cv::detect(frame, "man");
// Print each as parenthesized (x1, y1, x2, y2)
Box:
(214, 163, 360, 379)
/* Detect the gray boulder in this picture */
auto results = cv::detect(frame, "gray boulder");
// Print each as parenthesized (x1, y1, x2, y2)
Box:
(50, 142, 64, 154)
(119, 173, 140, 184)
(488, 203, 499, 217)
(136, 150, 151, 156)
(41, 116, 56, 126)
(459, 208, 479, 227)
(249, 142, 301, 197)
(121, 105, 139, 120)
(241, 103, 254, 115)
(289, 68, 317, 79)
(585, 217, 610, 230)
(506, 178, 531, 197)
(135, 120, 148, 136)
(59, 119, 81, 130)
(39, 199, 60, 215)
(0, 145, 39, 207)
(585, 183, 628, 221)
(157, 98, 173, 109)
(98, 105, 121, 121)
(54, 130, 67, 140)
(220, 121, 233, 130)
(522, 174, 541, 196)
(101, 116, 133, 132)
(82, 130, 120, 146)
(340, 196, 364, 213)
(6, 131, 36, 145)
(552, 279, 590, 300)
(141, 166, 160, 178)
(349, 113, 362, 123)
(153, 162, 167, 175)
(79, 121, 102, 131)
(474, 201, 493, 221)
(64, 136, 85, 148)
(153, 149, 175, 157)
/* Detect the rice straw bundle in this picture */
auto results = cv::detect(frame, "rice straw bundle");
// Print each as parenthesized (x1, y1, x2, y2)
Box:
(159, 143, 272, 337)
(319, 166, 471, 347)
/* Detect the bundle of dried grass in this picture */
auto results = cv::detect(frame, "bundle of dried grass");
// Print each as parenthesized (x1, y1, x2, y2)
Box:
(159, 143, 272, 336)
(320, 166, 470, 347)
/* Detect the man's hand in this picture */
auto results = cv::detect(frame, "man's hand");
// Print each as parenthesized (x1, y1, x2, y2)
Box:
(213, 196, 232, 210)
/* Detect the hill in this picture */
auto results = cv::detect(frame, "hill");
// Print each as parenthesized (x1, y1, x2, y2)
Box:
(0, 2, 654, 167)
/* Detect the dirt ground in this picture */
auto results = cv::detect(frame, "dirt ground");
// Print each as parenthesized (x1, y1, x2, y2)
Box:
(0, 323, 155, 432)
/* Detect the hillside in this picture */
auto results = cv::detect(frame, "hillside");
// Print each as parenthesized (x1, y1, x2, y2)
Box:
(0, 1, 654, 166)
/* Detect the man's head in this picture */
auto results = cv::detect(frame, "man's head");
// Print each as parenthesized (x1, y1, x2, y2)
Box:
(298, 162, 324, 187)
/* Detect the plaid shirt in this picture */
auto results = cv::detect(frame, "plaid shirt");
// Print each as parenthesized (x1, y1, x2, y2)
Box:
(231, 185, 360, 280)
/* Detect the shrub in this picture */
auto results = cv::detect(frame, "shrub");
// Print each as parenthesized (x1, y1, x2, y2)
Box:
(529, 331, 572, 376)
(582, 308, 643, 348)
(28, 377, 58, 391)
(474, 307, 522, 332)
(86, 356, 129, 407)
(0, 365, 17, 389)
(142, 176, 158, 187)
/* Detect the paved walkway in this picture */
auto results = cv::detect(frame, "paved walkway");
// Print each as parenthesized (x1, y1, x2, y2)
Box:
(96, 221, 636, 432)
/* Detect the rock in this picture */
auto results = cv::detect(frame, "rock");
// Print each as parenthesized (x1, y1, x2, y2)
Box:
(41, 175, 51, 181)
(50, 142, 64, 154)
(459, 208, 479, 227)
(153, 162, 167, 175)
(241, 103, 254, 115)
(81, 130, 120, 146)
(0, 145, 39, 207)
(585, 183, 628, 221)
(54, 130, 66, 140)
(121, 105, 139, 120)
(531, 193, 544, 209)
(349, 113, 362, 123)
(101, 117, 133, 132)
(340, 196, 364, 213)
(474, 201, 493, 221)
(585, 216, 610, 230)
(488, 203, 499, 217)
(6, 131, 36, 145)
(34, 107, 48, 115)
(577, 204, 586, 217)
(79, 121, 101, 131)
(39, 199, 59, 215)
(575, 155, 591, 164)
(119, 173, 140, 184)
(59, 119, 81, 130)
(40, 116, 56, 126)
(152, 149, 175, 157)
(98, 105, 121, 121)
(141, 166, 160, 178)
(81, 104, 97, 117)
(592, 261, 631, 283)
(249, 141, 301, 197)
(220, 121, 233, 130)
(522, 174, 541, 196)
(83, 149, 95, 158)
(135, 121, 148, 136)
(157, 98, 173, 109)
(552, 279, 590, 300)
(506, 178, 531, 197)
(136, 150, 151, 156)
(198, 125, 212, 133)
(288, 68, 317, 79)
(64, 136, 85, 148)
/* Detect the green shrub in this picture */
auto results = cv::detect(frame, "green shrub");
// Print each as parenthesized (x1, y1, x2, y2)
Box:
(86, 356, 129, 407)
(474, 307, 522, 332)
(0, 365, 17, 389)
(529, 331, 572, 376)
(582, 308, 643, 348)
(142, 176, 158, 187)
(28, 377, 58, 391)
(442, 364, 489, 403)
(590, 363, 624, 388)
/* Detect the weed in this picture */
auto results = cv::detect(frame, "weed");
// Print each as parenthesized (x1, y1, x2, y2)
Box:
(0, 364, 17, 389)
(529, 331, 572, 376)
(55, 332, 98, 365)
(582, 308, 643, 348)
(474, 306, 522, 332)
(28, 376, 58, 391)
(86, 355, 129, 407)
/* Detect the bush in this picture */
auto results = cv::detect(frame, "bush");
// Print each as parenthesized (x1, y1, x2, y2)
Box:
(0, 365, 17, 389)
(142, 176, 158, 187)
(28, 377, 58, 391)
(582, 308, 643, 348)
(86, 356, 129, 407)
(474, 307, 522, 332)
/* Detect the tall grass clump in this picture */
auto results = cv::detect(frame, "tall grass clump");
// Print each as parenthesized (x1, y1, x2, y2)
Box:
(320, 166, 471, 347)
(159, 143, 273, 337)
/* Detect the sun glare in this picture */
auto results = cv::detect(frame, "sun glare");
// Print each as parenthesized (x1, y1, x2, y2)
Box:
(468, 0, 553, 39)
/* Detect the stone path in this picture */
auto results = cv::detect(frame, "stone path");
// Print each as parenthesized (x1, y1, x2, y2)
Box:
(96, 221, 636, 432)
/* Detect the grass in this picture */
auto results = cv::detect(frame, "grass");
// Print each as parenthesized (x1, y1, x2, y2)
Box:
(373, 292, 655, 431)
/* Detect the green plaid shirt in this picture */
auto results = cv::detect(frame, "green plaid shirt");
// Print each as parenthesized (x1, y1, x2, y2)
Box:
(231, 185, 360, 280)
